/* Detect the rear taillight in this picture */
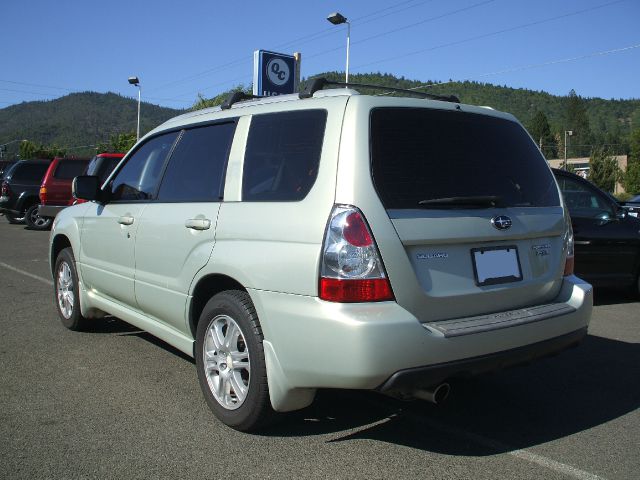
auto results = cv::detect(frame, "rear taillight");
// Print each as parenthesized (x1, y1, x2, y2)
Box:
(319, 205, 394, 302)
(563, 219, 575, 276)
(39, 186, 47, 203)
(1, 181, 9, 197)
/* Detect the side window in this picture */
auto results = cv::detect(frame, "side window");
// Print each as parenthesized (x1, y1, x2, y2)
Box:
(109, 132, 178, 201)
(157, 122, 236, 202)
(559, 176, 614, 219)
(242, 110, 327, 202)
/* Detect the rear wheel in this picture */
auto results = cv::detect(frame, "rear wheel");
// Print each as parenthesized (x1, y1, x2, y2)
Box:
(25, 204, 53, 230)
(54, 248, 88, 330)
(5, 212, 25, 224)
(195, 290, 274, 431)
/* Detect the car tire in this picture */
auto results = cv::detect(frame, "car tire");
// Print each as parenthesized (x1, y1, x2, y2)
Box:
(25, 204, 53, 230)
(5, 212, 25, 224)
(195, 290, 274, 431)
(54, 247, 88, 331)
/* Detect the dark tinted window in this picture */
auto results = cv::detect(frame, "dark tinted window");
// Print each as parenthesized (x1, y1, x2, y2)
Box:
(54, 160, 89, 180)
(11, 162, 50, 182)
(242, 110, 326, 202)
(370, 108, 560, 209)
(86, 156, 122, 183)
(157, 122, 236, 202)
(110, 132, 178, 201)
(556, 175, 614, 219)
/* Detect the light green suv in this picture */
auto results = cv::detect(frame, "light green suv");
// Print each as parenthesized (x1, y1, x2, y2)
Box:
(49, 78, 592, 431)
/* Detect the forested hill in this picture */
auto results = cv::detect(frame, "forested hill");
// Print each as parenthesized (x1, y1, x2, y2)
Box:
(0, 92, 182, 156)
(308, 73, 640, 151)
(2, 73, 639, 158)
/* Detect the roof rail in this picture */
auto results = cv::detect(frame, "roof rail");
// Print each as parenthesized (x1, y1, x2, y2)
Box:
(221, 91, 263, 110)
(299, 77, 459, 103)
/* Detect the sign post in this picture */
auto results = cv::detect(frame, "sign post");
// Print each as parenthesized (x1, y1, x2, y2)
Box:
(253, 50, 299, 97)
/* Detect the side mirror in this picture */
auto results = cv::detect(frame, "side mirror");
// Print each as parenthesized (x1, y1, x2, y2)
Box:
(72, 175, 102, 202)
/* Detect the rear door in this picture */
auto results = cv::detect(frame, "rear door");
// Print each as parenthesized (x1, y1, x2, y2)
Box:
(46, 160, 88, 205)
(134, 121, 236, 333)
(368, 107, 565, 322)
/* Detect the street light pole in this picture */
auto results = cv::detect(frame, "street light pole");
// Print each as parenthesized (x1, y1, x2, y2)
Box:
(0, 139, 27, 159)
(128, 76, 141, 141)
(564, 130, 573, 170)
(327, 12, 351, 84)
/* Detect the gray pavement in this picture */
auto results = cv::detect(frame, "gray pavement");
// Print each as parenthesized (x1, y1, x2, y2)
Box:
(0, 220, 638, 479)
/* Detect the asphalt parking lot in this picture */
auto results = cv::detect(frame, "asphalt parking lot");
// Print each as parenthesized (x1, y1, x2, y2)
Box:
(0, 220, 638, 480)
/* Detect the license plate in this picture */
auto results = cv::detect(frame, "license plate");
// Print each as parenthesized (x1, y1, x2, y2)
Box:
(471, 246, 522, 286)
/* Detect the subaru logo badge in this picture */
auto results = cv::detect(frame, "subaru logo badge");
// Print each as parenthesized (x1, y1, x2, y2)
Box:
(491, 215, 512, 230)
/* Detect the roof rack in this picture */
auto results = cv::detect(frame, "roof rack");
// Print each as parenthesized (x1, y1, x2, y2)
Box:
(299, 77, 460, 103)
(221, 91, 263, 110)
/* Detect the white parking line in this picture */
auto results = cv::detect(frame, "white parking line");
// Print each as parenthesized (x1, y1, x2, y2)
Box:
(0, 261, 53, 286)
(0, 259, 607, 480)
(414, 415, 605, 480)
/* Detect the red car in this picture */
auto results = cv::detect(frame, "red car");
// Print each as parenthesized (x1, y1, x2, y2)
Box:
(36, 153, 125, 228)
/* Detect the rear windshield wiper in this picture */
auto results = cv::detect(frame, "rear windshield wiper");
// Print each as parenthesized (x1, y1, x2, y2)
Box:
(418, 195, 505, 208)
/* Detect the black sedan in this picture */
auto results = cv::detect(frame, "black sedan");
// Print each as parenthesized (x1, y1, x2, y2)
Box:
(553, 168, 640, 295)
(622, 194, 640, 218)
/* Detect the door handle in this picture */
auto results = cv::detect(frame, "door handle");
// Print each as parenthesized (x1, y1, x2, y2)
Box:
(118, 216, 134, 226)
(574, 240, 591, 245)
(185, 218, 211, 231)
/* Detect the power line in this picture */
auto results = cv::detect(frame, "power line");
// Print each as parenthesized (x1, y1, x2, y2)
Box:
(351, 0, 628, 72)
(148, 0, 445, 94)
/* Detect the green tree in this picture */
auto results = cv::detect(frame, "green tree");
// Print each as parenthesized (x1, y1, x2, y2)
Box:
(527, 111, 556, 157)
(97, 132, 137, 154)
(192, 85, 249, 111)
(629, 128, 640, 163)
(588, 147, 619, 193)
(565, 89, 593, 158)
(623, 162, 640, 194)
(19, 140, 66, 159)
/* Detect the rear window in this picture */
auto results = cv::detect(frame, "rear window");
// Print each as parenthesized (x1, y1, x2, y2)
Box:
(11, 162, 50, 182)
(370, 108, 560, 209)
(54, 160, 88, 180)
(242, 110, 326, 202)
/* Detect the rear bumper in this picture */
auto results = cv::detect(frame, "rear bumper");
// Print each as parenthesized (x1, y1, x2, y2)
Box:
(377, 326, 587, 393)
(250, 275, 592, 392)
(38, 204, 66, 218)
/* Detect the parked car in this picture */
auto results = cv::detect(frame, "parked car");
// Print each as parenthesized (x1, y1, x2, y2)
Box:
(0, 160, 17, 178)
(72, 153, 124, 205)
(50, 78, 592, 431)
(553, 168, 640, 293)
(0, 159, 52, 224)
(34, 156, 90, 229)
(622, 194, 640, 218)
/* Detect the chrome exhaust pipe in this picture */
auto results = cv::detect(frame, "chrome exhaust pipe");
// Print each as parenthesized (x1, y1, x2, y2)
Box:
(413, 383, 450, 404)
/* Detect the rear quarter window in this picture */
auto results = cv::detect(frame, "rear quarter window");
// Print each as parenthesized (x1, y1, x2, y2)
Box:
(53, 160, 88, 180)
(242, 109, 326, 202)
(11, 163, 50, 182)
(370, 108, 560, 209)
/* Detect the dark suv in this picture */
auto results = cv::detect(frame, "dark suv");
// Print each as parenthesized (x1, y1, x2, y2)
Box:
(0, 159, 52, 224)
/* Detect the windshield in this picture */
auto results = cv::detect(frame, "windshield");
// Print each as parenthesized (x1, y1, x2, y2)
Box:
(370, 108, 560, 209)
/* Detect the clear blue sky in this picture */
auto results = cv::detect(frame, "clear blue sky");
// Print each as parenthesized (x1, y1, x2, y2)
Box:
(1, 0, 638, 110)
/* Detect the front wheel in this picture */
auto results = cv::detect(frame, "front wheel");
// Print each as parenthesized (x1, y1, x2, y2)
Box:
(25, 204, 53, 230)
(195, 290, 274, 431)
(54, 248, 88, 330)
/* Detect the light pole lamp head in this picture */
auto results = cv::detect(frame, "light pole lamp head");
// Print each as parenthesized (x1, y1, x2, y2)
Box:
(327, 12, 348, 25)
(128, 76, 140, 86)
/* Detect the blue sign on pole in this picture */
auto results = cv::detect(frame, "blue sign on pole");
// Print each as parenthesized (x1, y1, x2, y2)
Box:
(253, 50, 297, 97)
